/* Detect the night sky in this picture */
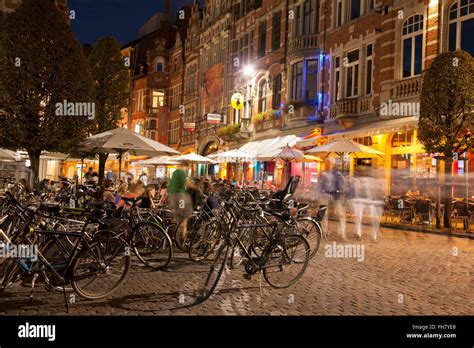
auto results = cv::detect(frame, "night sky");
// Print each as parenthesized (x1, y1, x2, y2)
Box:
(69, 0, 193, 46)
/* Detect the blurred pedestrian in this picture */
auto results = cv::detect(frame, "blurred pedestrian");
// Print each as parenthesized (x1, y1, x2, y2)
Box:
(168, 169, 193, 243)
(320, 164, 347, 240)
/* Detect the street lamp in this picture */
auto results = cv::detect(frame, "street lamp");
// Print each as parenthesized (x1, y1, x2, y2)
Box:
(242, 65, 255, 77)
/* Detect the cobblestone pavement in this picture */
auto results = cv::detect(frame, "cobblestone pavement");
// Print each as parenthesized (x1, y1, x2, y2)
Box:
(0, 222, 472, 316)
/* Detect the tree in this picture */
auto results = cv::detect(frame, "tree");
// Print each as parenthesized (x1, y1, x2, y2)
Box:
(87, 37, 130, 184)
(418, 51, 474, 228)
(0, 0, 93, 186)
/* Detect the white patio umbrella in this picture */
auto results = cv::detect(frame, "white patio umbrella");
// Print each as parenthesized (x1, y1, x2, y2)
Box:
(0, 148, 17, 161)
(212, 149, 255, 163)
(305, 139, 384, 172)
(305, 139, 384, 158)
(81, 127, 180, 177)
(270, 146, 305, 162)
(176, 153, 217, 164)
(140, 156, 180, 166)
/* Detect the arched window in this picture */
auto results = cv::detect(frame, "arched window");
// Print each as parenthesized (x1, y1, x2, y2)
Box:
(391, 130, 414, 147)
(258, 79, 267, 112)
(402, 15, 424, 78)
(448, 0, 474, 55)
(354, 136, 373, 147)
(153, 56, 165, 72)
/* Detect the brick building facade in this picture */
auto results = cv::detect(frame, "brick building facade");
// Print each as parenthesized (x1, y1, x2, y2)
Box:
(123, 0, 473, 187)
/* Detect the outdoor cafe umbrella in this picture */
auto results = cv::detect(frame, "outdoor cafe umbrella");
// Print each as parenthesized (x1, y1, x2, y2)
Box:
(81, 127, 180, 178)
(305, 139, 385, 158)
(176, 153, 217, 164)
(139, 156, 181, 179)
(140, 156, 180, 166)
(0, 148, 17, 161)
(210, 149, 255, 163)
(305, 139, 384, 172)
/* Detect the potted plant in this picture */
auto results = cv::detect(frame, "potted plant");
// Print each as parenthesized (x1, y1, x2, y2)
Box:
(253, 112, 265, 124)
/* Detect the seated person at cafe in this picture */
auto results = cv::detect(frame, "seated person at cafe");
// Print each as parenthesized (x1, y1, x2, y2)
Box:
(137, 185, 156, 209)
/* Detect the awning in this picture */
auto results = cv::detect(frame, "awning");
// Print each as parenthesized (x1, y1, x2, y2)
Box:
(239, 135, 302, 158)
(297, 116, 419, 147)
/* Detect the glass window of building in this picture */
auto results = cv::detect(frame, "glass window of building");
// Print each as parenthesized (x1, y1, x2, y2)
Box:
(402, 15, 424, 78)
(258, 21, 266, 58)
(272, 74, 282, 109)
(305, 59, 318, 103)
(365, 44, 373, 95)
(391, 130, 414, 147)
(152, 90, 165, 108)
(291, 61, 304, 100)
(349, 0, 361, 21)
(303, 0, 314, 34)
(345, 49, 359, 97)
(272, 11, 281, 51)
(448, 0, 474, 55)
(335, 0, 343, 27)
(258, 79, 267, 112)
(154, 56, 165, 72)
(333, 56, 341, 102)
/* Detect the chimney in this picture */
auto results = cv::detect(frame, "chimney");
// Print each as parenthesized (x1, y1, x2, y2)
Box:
(165, 0, 171, 17)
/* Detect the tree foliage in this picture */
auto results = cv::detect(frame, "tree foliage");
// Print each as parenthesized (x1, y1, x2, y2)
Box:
(418, 50, 474, 158)
(87, 37, 130, 134)
(418, 50, 474, 228)
(87, 37, 130, 182)
(0, 0, 93, 182)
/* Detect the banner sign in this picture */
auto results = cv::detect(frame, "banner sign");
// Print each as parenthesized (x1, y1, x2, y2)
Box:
(183, 122, 196, 132)
(207, 113, 221, 125)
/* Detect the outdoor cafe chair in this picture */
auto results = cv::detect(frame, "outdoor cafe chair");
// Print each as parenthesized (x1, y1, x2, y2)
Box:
(383, 197, 400, 223)
(413, 199, 433, 226)
(451, 201, 470, 230)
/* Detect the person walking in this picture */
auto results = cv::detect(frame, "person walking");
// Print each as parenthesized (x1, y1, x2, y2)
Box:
(320, 164, 347, 240)
(168, 169, 193, 244)
(350, 175, 366, 240)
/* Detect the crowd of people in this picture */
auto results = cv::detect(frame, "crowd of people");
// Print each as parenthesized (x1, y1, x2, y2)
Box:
(316, 166, 386, 242)
(8, 161, 388, 242)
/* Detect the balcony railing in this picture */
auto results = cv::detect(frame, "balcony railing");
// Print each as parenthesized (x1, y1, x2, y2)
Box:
(288, 34, 318, 54)
(328, 95, 374, 120)
(391, 76, 422, 101)
(147, 107, 165, 115)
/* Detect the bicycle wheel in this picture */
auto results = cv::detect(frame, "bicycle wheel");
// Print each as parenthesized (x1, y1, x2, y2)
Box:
(188, 219, 221, 262)
(0, 258, 21, 292)
(229, 227, 254, 269)
(263, 234, 310, 289)
(197, 241, 229, 302)
(175, 214, 200, 252)
(38, 239, 73, 292)
(71, 230, 131, 299)
(132, 221, 172, 270)
(296, 217, 322, 259)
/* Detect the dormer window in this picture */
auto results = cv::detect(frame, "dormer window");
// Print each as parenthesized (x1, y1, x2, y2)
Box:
(154, 56, 165, 72)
